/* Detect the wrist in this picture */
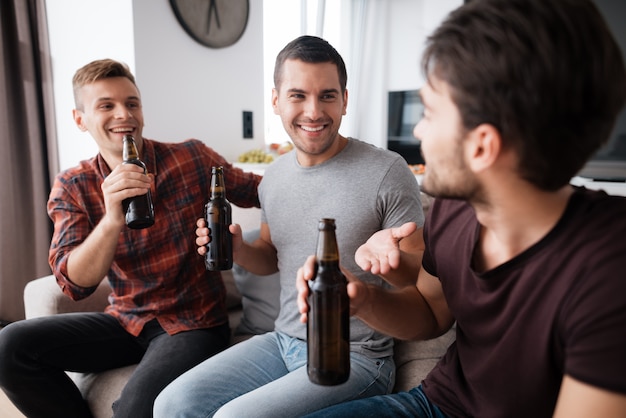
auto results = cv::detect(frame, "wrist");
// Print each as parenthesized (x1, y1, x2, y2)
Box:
(352, 282, 376, 317)
(100, 212, 126, 232)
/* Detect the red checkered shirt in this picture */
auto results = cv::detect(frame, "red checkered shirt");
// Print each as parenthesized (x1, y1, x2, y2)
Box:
(48, 138, 261, 336)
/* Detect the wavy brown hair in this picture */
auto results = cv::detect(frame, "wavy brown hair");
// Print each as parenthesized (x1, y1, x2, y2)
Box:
(423, 0, 626, 190)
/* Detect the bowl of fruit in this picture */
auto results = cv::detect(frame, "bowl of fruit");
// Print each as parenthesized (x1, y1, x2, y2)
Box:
(237, 149, 275, 164)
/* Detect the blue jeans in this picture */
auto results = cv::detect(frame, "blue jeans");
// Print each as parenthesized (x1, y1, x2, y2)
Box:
(302, 385, 449, 418)
(153, 331, 395, 418)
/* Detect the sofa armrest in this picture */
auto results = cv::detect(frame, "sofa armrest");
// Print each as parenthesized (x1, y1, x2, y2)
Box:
(24, 275, 111, 319)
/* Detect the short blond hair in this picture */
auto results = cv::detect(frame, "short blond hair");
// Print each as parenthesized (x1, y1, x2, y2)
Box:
(72, 59, 137, 110)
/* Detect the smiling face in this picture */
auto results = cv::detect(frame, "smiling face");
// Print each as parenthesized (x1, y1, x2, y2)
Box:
(73, 76, 144, 168)
(272, 59, 348, 167)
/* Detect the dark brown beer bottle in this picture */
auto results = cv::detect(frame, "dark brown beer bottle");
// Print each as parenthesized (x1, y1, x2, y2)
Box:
(122, 135, 155, 229)
(204, 166, 233, 271)
(307, 218, 350, 385)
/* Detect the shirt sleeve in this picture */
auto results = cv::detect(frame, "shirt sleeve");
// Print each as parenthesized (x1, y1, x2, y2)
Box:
(47, 172, 102, 300)
(560, 242, 626, 393)
(378, 157, 424, 229)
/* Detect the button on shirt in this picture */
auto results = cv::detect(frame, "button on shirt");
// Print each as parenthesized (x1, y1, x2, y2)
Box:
(48, 138, 261, 336)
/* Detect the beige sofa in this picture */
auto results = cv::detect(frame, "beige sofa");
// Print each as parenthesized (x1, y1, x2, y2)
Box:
(22, 205, 455, 417)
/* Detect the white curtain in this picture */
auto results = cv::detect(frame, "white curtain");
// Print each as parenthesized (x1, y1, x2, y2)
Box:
(342, 0, 389, 149)
(287, 0, 390, 149)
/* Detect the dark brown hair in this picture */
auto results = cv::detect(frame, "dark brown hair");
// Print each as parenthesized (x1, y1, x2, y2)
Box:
(72, 59, 137, 110)
(274, 35, 348, 93)
(423, 0, 626, 190)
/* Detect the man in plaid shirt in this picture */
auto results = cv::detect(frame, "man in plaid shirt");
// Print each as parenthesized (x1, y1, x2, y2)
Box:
(0, 59, 260, 418)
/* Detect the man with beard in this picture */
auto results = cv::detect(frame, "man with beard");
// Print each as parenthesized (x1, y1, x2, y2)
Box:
(297, 0, 626, 417)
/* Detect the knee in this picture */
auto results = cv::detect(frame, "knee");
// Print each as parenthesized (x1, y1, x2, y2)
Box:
(213, 401, 244, 418)
(153, 383, 182, 418)
(0, 322, 25, 359)
(154, 380, 220, 418)
(153, 387, 169, 417)
(0, 322, 29, 383)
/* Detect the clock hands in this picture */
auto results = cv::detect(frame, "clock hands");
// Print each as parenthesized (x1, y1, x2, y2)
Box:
(172, 0, 248, 48)
(207, 0, 221, 34)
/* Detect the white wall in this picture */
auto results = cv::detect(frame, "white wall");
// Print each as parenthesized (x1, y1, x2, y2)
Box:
(133, 0, 265, 162)
(46, 0, 265, 170)
(46, 0, 135, 170)
(387, 0, 463, 92)
(46, 0, 460, 171)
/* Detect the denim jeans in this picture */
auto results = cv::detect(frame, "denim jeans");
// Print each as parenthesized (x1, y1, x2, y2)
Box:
(0, 313, 229, 418)
(301, 385, 449, 418)
(153, 331, 395, 418)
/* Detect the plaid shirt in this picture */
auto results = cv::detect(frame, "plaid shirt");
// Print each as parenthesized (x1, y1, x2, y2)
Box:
(48, 138, 261, 336)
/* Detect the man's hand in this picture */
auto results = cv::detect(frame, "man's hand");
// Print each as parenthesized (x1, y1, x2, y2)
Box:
(355, 222, 418, 275)
(66, 163, 153, 287)
(195, 218, 242, 256)
(100, 163, 152, 227)
(296, 255, 371, 324)
(296, 255, 315, 323)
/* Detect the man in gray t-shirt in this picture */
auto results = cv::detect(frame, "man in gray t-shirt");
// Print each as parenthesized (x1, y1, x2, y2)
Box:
(154, 36, 424, 418)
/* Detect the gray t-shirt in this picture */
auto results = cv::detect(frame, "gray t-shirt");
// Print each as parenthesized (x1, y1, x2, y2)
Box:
(259, 138, 424, 358)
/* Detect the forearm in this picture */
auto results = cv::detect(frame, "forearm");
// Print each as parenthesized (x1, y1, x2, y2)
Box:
(66, 215, 124, 287)
(553, 376, 626, 418)
(354, 264, 454, 341)
(354, 284, 442, 341)
(233, 239, 278, 276)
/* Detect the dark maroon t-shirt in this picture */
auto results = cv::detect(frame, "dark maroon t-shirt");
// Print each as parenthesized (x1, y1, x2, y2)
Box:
(421, 187, 626, 418)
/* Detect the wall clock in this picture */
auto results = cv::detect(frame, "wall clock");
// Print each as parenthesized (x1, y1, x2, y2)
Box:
(170, 0, 249, 49)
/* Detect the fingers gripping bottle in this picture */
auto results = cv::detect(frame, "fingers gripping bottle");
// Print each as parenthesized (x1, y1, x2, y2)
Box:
(204, 166, 233, 271)
(307, 218, 350, 385)
(122, 135, 155, 229)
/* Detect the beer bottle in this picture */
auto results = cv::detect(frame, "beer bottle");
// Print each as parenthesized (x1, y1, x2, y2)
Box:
(307, 218, 350, 385)
(122, 135, 155, 229)
(204, 166, 233, 271)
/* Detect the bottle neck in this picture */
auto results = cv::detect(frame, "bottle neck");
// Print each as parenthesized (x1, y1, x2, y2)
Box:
(123, 135, 140, 162)
(316, 240, 339, 262)
(316, 223, 340, 263)
(210, 187, 225, 198)
(210, 168, 226, 199)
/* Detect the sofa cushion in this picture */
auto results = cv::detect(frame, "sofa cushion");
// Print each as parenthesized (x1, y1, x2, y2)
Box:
(69, 366, 136, 418)
(392, 325, 456, 392)
(231, 229, 281, 335)
(221, 270, 242, 311)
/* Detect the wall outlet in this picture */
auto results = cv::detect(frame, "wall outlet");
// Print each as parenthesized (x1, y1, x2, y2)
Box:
(243, 111, 253, 139)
